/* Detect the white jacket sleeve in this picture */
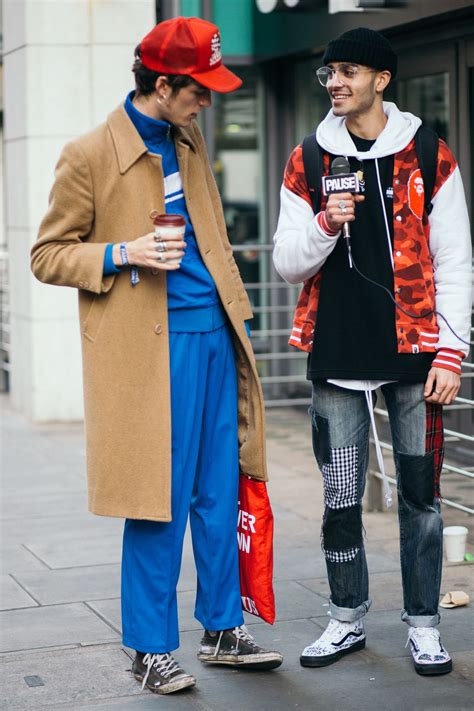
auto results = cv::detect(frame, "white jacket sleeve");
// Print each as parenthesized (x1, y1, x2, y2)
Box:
(429, 166, 472, 358)
(273, 185, 340, 285)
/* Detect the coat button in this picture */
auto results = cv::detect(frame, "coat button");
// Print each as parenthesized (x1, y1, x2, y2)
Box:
(396, 215, 402, 222)
(396, 250, 402, 257)
(396, 287, 402, 294)
(154, 324, 162, 335)
(399, 338, 404, 345)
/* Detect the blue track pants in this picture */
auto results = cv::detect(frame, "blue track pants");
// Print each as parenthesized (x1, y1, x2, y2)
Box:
(121, 323, 244, 653)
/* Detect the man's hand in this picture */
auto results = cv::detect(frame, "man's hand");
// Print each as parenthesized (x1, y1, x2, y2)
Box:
(424, 367, 460, 405)
(113, 233, 186, 271)
(325, 191, 365, 233)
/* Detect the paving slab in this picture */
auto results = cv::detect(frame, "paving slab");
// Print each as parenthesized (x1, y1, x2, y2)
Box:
(0, 574, 38, 610)
(1, 643, 140, 709)
(13, 565, 121, 605)
(23, 535, 121, 569)
(0, 544, 50, 575)
(0, 469, 85, 494)
(0, 511, 123, 544)
(0, 492, 88, 521)
(0, 603, 120, 652)
(79, 599, 122, 636)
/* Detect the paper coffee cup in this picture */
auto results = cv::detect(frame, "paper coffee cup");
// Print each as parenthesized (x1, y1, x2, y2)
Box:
(153, 214, 186, 265)
(443, 526, 468, 563)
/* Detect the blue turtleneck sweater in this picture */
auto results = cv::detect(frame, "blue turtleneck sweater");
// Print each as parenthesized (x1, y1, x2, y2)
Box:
(104, 92, 226, 332)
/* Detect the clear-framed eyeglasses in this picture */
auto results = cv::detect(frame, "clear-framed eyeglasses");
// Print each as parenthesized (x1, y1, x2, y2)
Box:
(316, 64, 377, 86)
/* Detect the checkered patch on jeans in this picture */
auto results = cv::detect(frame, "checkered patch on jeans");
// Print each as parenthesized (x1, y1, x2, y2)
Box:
(322, 445, 358, 509)
(323, 546, 359, 563)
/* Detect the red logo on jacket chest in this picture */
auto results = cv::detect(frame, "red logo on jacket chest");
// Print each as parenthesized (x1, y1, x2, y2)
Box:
(408, 169, 424, 219)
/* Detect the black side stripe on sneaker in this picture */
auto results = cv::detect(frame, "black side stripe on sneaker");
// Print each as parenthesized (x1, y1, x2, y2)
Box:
(332, 632, 364, 648)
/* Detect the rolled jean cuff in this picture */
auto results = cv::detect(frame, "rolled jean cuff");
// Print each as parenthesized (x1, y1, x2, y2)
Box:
(401, 610, 440, 627)
(329, 598, 371, 622)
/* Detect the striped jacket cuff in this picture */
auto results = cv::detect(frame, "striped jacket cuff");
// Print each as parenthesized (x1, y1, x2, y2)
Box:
(432, 348, 464, 374)
(316, 211, 339, 237)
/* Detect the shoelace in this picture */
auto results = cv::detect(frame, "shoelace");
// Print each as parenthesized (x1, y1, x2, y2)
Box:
(317, 619, 355, 644)
(213, 625, 258, 657)
(406, 627, 442, 655)
(141, 653, 181, 690)
(233, 624, 258, 647)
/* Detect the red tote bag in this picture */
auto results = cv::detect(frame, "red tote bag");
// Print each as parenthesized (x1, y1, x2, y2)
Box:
(238, 474, 276, 624)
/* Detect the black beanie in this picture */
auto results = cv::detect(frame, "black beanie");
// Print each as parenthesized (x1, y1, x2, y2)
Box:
(323, 27, 397, 79)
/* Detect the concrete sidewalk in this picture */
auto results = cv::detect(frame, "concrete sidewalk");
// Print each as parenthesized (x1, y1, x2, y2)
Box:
(1, 394, 473, 710)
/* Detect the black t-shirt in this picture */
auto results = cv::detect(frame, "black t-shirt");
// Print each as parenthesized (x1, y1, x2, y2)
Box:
(307, 133, 434, 381)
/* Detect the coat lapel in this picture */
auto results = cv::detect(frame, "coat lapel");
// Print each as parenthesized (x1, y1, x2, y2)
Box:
(107, 105, 148, 175)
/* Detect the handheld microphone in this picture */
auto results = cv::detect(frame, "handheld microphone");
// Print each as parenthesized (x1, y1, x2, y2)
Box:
(321, 156, 359, 268)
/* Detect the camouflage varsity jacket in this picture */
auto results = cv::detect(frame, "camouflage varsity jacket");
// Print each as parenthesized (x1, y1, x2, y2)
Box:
(273, 102, 472, 375)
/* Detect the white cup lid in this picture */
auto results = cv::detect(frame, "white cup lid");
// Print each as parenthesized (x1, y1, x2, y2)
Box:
(443, 526, 469, 535)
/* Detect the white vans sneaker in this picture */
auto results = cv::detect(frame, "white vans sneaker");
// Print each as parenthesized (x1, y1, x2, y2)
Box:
(407, 627, 452, 676)
(300, 618, 366, 667)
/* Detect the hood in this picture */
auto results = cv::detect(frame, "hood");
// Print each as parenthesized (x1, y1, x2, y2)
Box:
(315, 102, 421, 160)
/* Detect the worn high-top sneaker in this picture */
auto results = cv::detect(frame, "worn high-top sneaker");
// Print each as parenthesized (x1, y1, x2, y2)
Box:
(300, 618, 366, 667)
(197, 625, 283, 670)
(132, 652, 196, 694)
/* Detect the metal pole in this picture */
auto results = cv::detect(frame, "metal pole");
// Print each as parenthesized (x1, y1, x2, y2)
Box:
(160, 0, 181, 19)
(199, 0, 215, 164)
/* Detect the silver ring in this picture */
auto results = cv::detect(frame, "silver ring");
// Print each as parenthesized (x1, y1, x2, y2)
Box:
(341, 207, 347, 215)
(157, 253, 167, 262)
(338, 200, 346, 210)
(155, 242, 167, 252)
(434, 390, 441, 395)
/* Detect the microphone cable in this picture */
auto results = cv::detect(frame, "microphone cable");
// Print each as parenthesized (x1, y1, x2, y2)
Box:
(344, 238, 474, 347)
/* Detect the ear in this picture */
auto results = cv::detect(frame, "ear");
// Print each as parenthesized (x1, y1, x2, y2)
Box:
(375, 70, 391, 94)
(154, 75, 170, 95)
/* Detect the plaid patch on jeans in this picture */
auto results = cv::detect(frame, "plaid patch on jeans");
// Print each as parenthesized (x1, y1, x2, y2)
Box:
(322, 445, 358, 509)
(425, 402, 444, 498)
(323, 546, 359, 563)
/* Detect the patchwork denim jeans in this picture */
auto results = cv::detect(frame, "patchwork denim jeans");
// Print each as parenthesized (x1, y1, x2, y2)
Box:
(311, 380, 444, 627)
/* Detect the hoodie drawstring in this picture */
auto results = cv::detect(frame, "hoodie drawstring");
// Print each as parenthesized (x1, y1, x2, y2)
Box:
(364, 388, 393, 508)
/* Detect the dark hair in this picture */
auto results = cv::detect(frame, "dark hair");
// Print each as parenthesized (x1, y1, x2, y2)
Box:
(132, 45, 195, 97)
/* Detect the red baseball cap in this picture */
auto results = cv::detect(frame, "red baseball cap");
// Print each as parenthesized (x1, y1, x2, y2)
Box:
(139, 17, 242, 93)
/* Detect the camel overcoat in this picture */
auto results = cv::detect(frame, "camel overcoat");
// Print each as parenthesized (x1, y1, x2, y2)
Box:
(31, 105, 267, 521)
